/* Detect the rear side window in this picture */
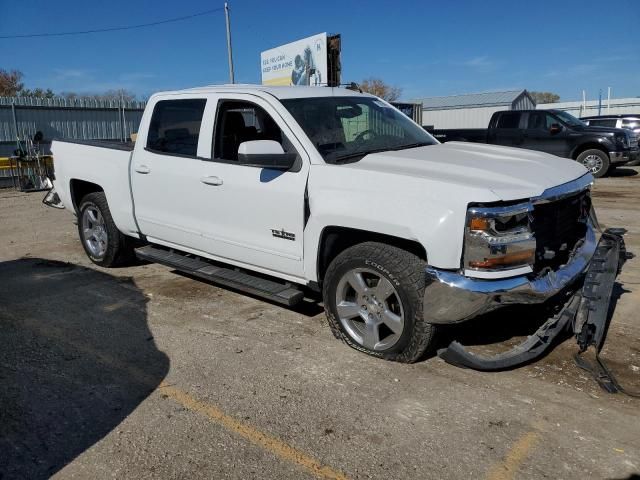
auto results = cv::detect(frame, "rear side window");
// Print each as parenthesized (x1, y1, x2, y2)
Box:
(495, 112, 521, 129)
(587, 119, 617, 128)
(147, 99, 207, 157)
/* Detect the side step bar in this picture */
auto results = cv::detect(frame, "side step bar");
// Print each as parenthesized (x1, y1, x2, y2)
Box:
(135, 245, 305, 306)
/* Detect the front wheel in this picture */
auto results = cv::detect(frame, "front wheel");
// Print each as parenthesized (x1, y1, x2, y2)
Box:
(576, 149, 610, 178)
(78, 192, 134, 267)
(322, 242, 437, 363)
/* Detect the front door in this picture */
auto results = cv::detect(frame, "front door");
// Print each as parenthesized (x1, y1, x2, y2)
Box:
(525, 112, 569, 157)
(197, 95, 309, 279)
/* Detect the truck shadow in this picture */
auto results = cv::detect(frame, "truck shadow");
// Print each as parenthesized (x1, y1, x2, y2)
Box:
(608, 167, 638, 178)
(0, 258, 169, 479)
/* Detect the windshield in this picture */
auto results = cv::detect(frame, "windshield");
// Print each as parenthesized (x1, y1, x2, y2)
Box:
(554, 110, 586, 127)
(281, 96, 437, 163)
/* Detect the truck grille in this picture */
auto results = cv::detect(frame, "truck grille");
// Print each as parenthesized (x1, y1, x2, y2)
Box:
(531, 191, 590, 274)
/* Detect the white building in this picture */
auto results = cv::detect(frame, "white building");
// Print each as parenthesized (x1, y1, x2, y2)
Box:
(415, 90, 536, 129)
(536, 97, 640, 118)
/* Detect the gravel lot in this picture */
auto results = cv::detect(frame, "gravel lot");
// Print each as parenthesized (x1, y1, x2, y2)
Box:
(1, 168, 639, 480)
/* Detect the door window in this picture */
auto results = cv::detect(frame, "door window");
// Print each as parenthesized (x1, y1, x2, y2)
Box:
(146, 99, 207, 157)
(496, 113, 521, 129)
(214, 101, 295, 162)
(527, 113, 544, 130)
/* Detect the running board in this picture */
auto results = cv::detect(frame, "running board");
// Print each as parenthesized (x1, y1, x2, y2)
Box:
(135, 245, 304, 306)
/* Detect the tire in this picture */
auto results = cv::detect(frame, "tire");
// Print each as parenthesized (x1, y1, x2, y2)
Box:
(576, 149, 610, 178)
(77, 192, 134, 267)
(322, 242, 437, 363)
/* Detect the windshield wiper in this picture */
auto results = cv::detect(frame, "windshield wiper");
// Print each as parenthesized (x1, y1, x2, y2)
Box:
(391, 142, 433, 151)
(333, 147, 391, 164)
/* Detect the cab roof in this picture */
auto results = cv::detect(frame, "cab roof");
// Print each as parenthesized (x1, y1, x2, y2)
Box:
(155, 84, 374, 100)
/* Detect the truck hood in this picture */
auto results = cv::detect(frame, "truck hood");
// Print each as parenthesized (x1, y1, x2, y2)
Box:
(574, 124, 625, 136)
(346, 142, 590, 201)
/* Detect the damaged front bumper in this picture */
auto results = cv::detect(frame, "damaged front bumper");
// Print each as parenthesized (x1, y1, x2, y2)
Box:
(435, 229, 629, 379)
(424, 222, 598, 325)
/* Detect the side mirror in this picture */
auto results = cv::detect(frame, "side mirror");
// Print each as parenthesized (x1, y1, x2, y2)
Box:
(549, 123, 563, 134)
(237, 140, 297, 170)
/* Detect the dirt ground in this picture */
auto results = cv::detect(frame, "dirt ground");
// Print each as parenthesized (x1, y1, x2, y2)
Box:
(1, 168, 639, 480)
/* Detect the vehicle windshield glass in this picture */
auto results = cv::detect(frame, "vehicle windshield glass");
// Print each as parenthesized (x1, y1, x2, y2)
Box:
(281, 96, 437, 163)
(554, 110, 586, 127)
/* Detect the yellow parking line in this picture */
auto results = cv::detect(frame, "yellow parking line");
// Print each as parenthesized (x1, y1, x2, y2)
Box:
(17, 316, 349, 480)
(160, 383, 349, 480)
(485, 430, 540, 480)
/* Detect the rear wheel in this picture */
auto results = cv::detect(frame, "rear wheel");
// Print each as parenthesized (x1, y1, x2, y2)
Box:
(323, 242, 437, 363)
(577, 149, 610, 178)
(78, 192, 134, 267)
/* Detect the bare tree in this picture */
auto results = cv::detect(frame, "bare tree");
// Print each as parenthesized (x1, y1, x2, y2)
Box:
(529, 91, 560, 104)
(0, 69, 25, 96)
(61, 89, 138, 102)
(358, 78, 402, 102)
(20, 88, 55, 99)
(100, 89, 137, 102)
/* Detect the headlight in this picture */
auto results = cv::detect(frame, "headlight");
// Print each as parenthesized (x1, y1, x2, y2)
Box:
(464, 203, 536, 271)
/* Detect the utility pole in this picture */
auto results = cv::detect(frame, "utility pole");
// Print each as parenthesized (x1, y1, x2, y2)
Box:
(224, 2, 235, 84)
(598, 89, 602, 116)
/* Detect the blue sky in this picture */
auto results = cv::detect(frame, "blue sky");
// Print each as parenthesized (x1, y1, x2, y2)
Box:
(1, 0, 638, 102)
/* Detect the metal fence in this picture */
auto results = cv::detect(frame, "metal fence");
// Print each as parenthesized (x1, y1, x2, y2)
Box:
(0, 96, 146, 158)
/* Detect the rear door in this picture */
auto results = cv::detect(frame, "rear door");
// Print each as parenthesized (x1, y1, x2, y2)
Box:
(131, 95, 215, 253)
(488, 112, 524, 147)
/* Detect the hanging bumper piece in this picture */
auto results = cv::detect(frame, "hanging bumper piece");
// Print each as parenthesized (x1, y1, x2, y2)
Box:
(437, 229, 635, 394)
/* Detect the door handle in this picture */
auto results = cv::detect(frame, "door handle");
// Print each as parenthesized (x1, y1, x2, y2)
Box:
(200, 176, 223, 186)
(135, 165, 151, 174)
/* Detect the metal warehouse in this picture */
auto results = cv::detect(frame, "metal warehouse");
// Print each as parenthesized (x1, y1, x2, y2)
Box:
(536, 97, 640, 118)
(416, 90, 536, 129)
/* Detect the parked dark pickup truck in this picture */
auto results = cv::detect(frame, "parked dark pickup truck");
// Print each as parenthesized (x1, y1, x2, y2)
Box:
(427, 109, 639, 177)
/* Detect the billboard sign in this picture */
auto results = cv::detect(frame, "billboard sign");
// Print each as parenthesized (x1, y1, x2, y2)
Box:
(261, 33, 328, 86)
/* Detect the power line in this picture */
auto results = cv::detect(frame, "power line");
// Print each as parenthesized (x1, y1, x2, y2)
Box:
(0, 7, 224, 39)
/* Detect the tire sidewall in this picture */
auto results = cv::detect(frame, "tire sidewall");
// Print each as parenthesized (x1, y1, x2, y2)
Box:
(78, 194, 118, 266)
(578, 149, 609, 178)
(324, 249, 421, 358)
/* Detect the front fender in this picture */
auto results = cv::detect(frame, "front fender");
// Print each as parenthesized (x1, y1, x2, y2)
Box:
(303, 167, 477, 282)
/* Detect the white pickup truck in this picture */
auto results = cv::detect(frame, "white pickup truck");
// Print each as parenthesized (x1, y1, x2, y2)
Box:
(48, 84, 601, 364)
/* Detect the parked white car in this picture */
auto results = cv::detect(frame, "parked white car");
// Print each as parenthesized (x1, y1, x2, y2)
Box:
(48, 85, 597, 363)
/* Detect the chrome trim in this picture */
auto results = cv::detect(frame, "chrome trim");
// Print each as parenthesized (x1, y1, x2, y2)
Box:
(609, 151, 633, 164)
(530, 174, 593, 204)
(469, 203, 532, 217)
(424, 222, 597, 324)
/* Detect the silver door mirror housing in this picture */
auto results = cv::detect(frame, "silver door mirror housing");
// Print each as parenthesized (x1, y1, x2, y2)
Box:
(237, 140, 296, 170)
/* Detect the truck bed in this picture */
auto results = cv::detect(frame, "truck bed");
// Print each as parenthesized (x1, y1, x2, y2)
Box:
(55, 139, 135, 151)
(50, 139, 139, 238)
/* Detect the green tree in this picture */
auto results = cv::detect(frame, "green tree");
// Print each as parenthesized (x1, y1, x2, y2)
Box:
(529, 91, 560, 104)
(358, 78, 402, 102)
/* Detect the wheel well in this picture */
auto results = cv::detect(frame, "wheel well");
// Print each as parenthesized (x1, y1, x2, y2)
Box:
(70, 179, 103, 212)
(572, 143, 609, 160)
(316, 226, 427, 284)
